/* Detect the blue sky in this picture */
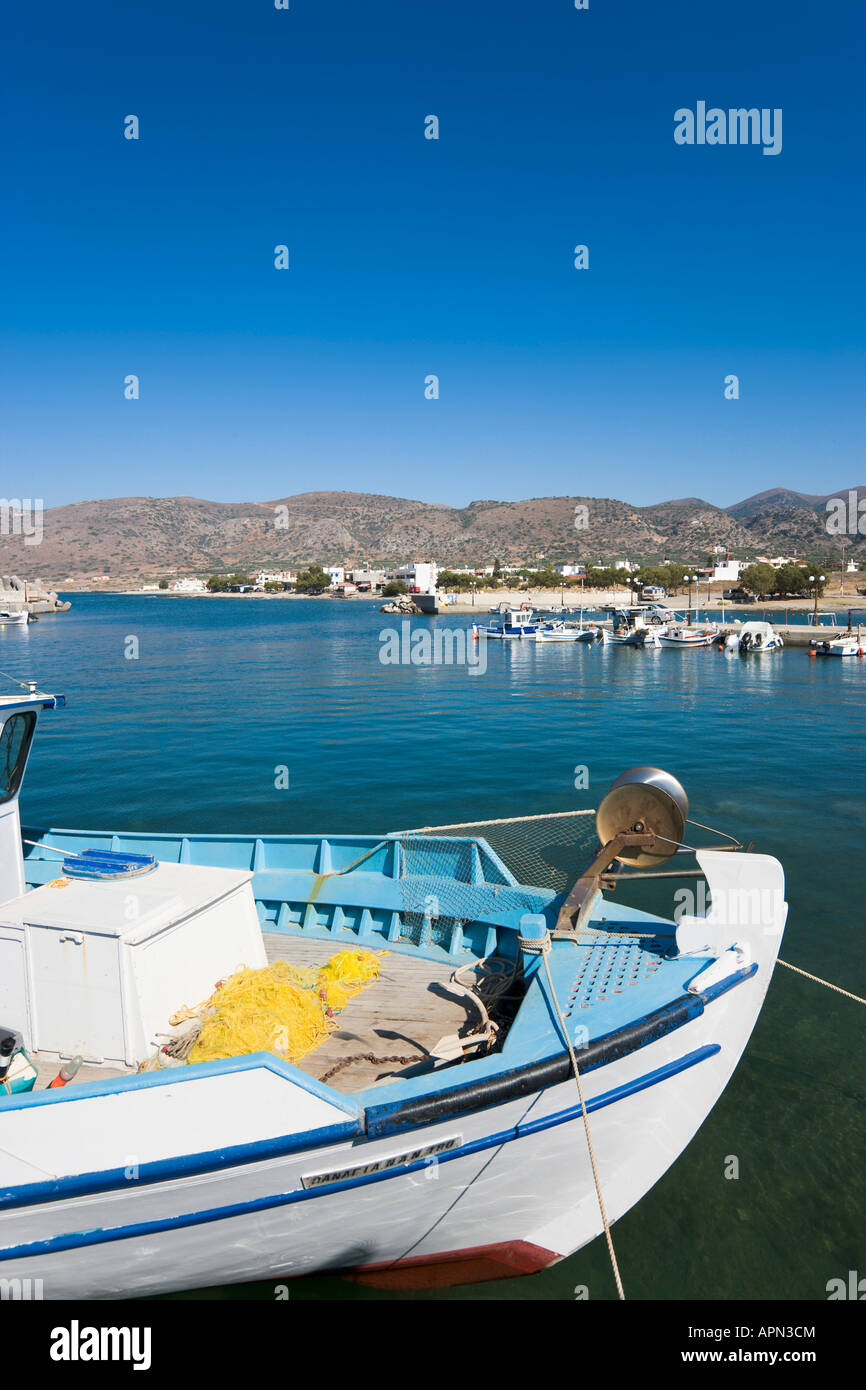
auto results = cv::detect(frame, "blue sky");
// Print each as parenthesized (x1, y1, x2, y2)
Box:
(2, 0, 863, 510)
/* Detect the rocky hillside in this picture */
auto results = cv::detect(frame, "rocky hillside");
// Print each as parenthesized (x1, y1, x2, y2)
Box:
(0, 486, 861, 585)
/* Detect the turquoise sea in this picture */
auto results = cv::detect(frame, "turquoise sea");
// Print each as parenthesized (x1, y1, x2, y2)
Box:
(6, 593, 864, 1302)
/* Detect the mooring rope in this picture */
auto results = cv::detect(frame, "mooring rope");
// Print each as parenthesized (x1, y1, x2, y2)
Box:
(777, 958, 865, 1006)
(0, 668, 36, 691)
(518, 929, 626, 1301)
(404, 809, 595, 833)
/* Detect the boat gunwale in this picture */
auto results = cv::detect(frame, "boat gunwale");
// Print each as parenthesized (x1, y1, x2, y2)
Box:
(0, 1043, 723, 1234)
(0, 966, 754, 1212)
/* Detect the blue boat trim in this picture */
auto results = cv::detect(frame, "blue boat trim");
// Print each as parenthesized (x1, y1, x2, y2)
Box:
(364, 964, 754, 1137)
(0, 1050, 362, 1115)
(0, 1116, 361, 1212)
(0, 1045, 720, 1261)
(0, 966, 754, 1210)
(22, 824, 556, 964)
(696, 963, 758, 1005)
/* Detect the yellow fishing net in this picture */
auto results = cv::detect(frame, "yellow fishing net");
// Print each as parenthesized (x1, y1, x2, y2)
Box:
(186, 949, 382, 1066)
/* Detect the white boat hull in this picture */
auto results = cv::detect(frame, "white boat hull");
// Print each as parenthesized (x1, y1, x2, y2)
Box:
(534, 628, 592, 643)
(602, 628, 649, 646)
(0, 986, 772, 1296)
(658, 631, 718, 648)
(474, 625, 538, 639)
(0, 851, 785, 1297)
(814, 639, 862, 657)
(733, 622, 783, 653)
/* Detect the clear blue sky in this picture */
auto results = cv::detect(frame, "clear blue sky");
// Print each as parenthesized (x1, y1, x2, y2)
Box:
(2, 0, 863, 510)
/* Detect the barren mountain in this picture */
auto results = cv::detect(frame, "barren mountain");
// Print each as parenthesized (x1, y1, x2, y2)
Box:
(0, 488, 859, 586)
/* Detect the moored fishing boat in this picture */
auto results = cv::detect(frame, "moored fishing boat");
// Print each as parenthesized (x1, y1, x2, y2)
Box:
(811, 635, 863, 657)
(0, 689, 787, 1298)
(601, 608, 665, 647)
(472, 604, 539, 639)
(534, 621, 595, 643)
(658, 624, 719, 648)
(0, 611, 28, 627)
(732, 621, 784, 654)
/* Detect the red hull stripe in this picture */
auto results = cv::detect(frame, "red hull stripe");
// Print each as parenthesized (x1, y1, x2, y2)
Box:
(342, 1239, 561, 1290)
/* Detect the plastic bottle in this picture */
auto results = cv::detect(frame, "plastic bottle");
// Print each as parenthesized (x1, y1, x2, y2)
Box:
(47, 1056, 83, 1088)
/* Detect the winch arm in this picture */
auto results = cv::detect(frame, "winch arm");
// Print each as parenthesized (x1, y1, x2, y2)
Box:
(555, 831, 656, 934)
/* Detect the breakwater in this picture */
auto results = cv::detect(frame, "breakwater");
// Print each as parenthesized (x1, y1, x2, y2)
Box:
(0, 575, 70, 615)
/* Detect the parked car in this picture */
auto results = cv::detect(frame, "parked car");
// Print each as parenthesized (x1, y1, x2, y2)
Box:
(631, 603, 674, 622)
(724, 588, 756, 604)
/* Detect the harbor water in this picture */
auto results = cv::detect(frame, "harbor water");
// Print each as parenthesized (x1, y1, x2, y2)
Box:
(7, 594, 865, 1301)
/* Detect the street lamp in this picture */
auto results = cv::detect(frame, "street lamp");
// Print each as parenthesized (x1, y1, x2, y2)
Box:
(683, 574, 693, 620)
(808, 574, 825, 627)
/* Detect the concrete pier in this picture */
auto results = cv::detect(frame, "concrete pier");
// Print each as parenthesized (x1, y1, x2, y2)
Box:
(0, 575, 70, 615)
(721, 623, 864, 648)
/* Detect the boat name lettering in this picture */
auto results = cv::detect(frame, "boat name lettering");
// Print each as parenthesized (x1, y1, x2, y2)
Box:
(301, 1136, 462, 1188)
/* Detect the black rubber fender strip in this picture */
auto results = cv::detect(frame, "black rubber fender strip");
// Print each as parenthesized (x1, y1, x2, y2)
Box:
(365, 992, 704, 1137)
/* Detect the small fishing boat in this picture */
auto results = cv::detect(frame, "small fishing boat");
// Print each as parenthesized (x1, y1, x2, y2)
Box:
(0, 611, 28, 627)
(534, 622, 594, 643)
(472, 604, 539, 639)
(602, 608, 665, 647)
(0, 690, 788, 1298)
(811, 636, 863, 657)
(658, 625, 719, 649)
(731, 621, 784, 654)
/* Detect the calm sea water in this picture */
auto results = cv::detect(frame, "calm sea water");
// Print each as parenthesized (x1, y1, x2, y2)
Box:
(7, 594, 864, 1301)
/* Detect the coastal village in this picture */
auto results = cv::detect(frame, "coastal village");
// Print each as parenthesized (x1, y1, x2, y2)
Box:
(2, 487, 864, 615)
(129, 546, 861, 613)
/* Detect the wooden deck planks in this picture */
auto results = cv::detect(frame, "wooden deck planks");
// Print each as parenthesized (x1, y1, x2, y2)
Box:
(263, 934, 472, 1092)
(30, 1057, 131, 1089)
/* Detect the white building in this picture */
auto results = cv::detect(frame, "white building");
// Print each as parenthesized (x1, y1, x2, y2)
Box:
(256, 570, 296, 587)
(555, 563, 586, 577)
(394, 561, 439, 594)
(172, 577, 206, 593)
(614, 559, 639, 574)
(756, 556, 800, 570)
(709, 558, 742, 583)
(327, 566, 345, 590)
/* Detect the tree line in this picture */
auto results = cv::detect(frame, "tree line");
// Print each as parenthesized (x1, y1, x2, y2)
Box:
(165, 559, 830, 598)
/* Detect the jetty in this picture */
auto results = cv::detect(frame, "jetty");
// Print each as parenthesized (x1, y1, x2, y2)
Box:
(720, 622, 863, 649)
(0, 575, 70, 616)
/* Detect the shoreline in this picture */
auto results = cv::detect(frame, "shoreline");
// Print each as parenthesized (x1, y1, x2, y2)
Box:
(62, 586, 863, 616)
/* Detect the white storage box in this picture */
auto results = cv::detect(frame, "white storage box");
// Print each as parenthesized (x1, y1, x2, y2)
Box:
(0, 862, 267, 1067)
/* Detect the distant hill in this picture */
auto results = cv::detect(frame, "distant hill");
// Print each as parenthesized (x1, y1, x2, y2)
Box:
(0, 487, 860, 585)
(724, 486, 866, 555)
(726, 487, 830, 519)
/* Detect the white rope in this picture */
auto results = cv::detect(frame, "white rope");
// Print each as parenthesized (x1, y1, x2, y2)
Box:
(519, 931, 626, 1301)
(404, 809, 595, 833)
(0, 668, 36, 691)
(777, 958, 866, 1006)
